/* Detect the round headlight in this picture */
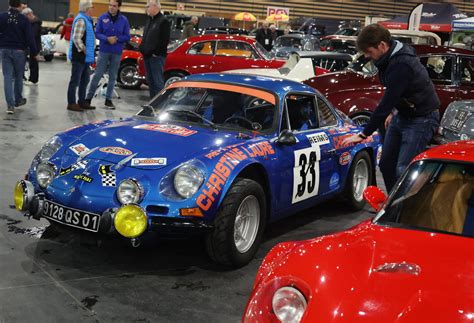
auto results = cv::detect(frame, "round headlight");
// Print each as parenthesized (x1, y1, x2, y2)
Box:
(38, 136, 62, 162)
(36, 162, 56, 188)
(174, 164, 204, 198)
(272, 287, 307, 323)
(116, 179, 143, 205)
(114, 204, 147, 238)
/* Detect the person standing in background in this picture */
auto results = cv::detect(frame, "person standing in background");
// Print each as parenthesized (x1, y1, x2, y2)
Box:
(61, 13, 75, 41)
(84, 0, 130, 109)
(139, 0, 170, 98)
(66, 0, 96, 112)
(0, 0, 38, 114)
(255, 22, 272, 51)
(181, 16, 197, 39)
(22, 7, 42, 85)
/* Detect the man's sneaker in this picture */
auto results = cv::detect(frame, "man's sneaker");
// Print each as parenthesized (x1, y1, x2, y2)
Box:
(67, 104, 83, 112)
(7, 106, 14, 114)
(15, 98, 27, 107)
(79, 101, 96, 110)
(105, 100, 116, 109)
(24, 80, 37, 86)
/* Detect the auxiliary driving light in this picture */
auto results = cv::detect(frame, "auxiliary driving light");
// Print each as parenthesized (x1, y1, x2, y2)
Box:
(113, 204, 147, 238)
(13, 180, 34, 211)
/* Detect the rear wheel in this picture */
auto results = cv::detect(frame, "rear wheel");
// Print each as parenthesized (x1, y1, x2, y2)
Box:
(344, 151, 372, 210)
(164, 71, 186, 88)
(205, 178, 266, 268)
(351, 113, 371, 127)
(118, 62, 141, 89)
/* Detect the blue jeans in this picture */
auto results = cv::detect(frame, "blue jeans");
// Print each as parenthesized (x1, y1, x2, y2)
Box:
(2, 49, 26, 108)
(144, 55, 165, 98)
(379, 110, 440, 192)
(86, 52, 121, 101)
(67, 61, 91, 104)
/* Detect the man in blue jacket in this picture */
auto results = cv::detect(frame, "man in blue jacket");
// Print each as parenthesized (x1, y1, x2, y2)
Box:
(0, 0, 38, 114)
(84, 0, 130, 109)
(343, 24, 440, 192)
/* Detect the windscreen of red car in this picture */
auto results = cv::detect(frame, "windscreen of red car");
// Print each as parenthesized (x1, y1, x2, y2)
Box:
(375, 161, 474, 238)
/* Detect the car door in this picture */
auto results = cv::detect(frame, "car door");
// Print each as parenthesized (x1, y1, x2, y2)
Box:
(212, 40, 262, 71)
(456, 55, 474, 101)
(275, 93, 338, 213)
(184, 40, 216, 73)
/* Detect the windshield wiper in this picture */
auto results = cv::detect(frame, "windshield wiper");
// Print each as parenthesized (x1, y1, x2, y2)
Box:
(167, 110, 218, 130)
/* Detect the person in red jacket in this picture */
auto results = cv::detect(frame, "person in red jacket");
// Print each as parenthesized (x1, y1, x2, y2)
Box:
(60, 13, 74, 41)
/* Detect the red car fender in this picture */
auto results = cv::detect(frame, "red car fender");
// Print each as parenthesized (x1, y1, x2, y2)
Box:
(326, 91, 381, 117)
(121, 49, 142, 61)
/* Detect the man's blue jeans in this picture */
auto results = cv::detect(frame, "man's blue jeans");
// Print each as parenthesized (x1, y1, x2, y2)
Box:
(144, 55, 165, 98)
(67, 61, 91, 105)
(379, 110, 440, 192)
(2, 49, 26, 108)
(86, 52, 121, 101)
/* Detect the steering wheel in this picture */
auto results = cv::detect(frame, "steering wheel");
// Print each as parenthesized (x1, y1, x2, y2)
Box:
(224, 116, 261, 130)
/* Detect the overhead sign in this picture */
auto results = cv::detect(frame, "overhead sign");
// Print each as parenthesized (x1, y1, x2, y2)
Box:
(266, 6, 290, 17)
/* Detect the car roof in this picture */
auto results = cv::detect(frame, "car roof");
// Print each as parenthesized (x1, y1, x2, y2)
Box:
(296, 51, 353, 60)
(414, 140, 474, 163)
(185, 34, 255, 43)
(412, 44, 474, 56)
(182, 73, 318, 98)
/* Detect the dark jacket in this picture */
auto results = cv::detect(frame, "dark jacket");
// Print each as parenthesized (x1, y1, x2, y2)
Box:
(95, 11, 130, 55)
(31, 18, 42, 52)
(255, 27, 273, 51)
(139, 12, 170, 58)
(0, 8, 37, 55)
(363, 40, 441, 136)
(181, 20, 195, 39)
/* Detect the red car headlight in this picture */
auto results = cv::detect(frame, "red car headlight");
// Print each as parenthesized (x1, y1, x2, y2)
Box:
(272, 287, 307, 323)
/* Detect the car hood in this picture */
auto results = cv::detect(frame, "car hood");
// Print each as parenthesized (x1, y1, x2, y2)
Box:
(268, 221, 474, 321)
(63, 118, 251, 170)
(305, 69, 378, 96)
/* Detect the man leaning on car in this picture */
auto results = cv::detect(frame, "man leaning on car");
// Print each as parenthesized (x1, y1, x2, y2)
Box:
(343, 24, 440, 192)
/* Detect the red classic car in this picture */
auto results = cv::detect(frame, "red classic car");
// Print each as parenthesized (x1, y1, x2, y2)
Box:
(116, 35, 143, 89)
(243, 140, 474, 322)
(136, 34, 285, 87)
(305, 45, 474, 126)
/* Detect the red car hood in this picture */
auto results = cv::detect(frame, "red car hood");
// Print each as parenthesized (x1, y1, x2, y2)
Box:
(305, 70, 378, 97)
(259, 221, 474, 322)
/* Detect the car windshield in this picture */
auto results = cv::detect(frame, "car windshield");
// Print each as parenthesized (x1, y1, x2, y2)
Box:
(375, 160, 474, 238)
(347, 54, 378, 75)
(138, 84, 277, 133)
(254, 41, 273, 60)
(275, 37, 302, 48)
(167, 39, 185, 52)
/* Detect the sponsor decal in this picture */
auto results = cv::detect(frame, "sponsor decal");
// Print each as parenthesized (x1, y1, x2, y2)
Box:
(339, 152, 352, 166)
(134, 124, 197, 137)
(99, 147, 133, 156)
(98, 164, 116, 187)
(197, 141, 275, 211)
(69, 143, 89, 156)
(333, 133, 375, 150)
(59, 160, 88, 176)
(329, 173, 340, 190)
(131, 158, 167, 166)
(306, 132, 330, 146)
(73, 174, 93, 183)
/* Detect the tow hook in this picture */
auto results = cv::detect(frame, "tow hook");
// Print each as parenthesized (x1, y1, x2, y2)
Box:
(131, 238, 141, 248)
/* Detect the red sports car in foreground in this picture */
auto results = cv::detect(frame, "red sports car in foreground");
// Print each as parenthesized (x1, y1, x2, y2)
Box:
(243, 140, 474, 322)
(136, 34, 285, 88)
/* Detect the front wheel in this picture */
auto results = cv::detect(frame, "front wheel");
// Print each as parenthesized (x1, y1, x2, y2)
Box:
(351, 113, 371, 127)
(205, 178, 266, 268)
(344, 151, 373, 210)
(164, 71, 186, 88)
(118, 62, 141, 89)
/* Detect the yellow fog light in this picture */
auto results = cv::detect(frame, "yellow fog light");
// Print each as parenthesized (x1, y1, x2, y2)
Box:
(114, 204, 147, 238)
(13, 180, 34, 211)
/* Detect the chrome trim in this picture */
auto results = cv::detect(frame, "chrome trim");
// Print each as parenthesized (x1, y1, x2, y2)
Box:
(116, 178, 145, 205)
(374, 262, 421, 276)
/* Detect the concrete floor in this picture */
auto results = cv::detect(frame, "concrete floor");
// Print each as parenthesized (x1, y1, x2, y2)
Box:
(0, 60, 381, 322)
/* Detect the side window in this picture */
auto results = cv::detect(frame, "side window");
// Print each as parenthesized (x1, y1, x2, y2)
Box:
(286, 94, 318, 132)
(420, 55, 453, 83)
(460, 57, 474, 85)
(216, 41, 256, 58)
(187, 41, 214, 55)
(316, 97, 337, 127)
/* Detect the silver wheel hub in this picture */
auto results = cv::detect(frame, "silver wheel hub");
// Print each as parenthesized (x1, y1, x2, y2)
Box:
(353, 158, 369, 202)
(120, 66, 138, 86)
(233, 195, 260, 254)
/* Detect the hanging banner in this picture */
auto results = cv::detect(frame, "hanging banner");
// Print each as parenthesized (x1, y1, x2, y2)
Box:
(266, 6, 290, 17)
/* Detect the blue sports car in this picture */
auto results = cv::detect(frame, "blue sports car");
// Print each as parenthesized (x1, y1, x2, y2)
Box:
(13, 74, 381, 267)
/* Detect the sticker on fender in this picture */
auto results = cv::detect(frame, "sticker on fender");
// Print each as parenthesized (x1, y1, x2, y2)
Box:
(292, 133, 329, 204)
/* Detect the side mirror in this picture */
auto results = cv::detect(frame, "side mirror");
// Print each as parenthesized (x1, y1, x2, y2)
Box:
(363, 186, 387, 212)
(277, 129, 297, 146)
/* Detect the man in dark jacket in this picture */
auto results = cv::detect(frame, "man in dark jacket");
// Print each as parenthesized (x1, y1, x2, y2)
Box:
(255, 22, 272, 51)
(139, 0, 170, 98)
(181, 16, 197, 40)
(22, 7, 41, 85)
(85, 0, 130, 109)
(343, 24, 440, 192)
(0, 0, 38, 114)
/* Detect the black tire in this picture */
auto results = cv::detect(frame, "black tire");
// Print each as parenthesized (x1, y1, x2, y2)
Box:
(205, 178, 266, 268)
(351, 113, 371, 127)
(344, 151, 373, 210)
(164, 71, 186, 87)
(118, 62, 141, 90)
(44, 54, 54, 62)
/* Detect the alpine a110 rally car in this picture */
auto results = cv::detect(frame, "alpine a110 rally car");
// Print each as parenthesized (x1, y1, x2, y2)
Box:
(243, 140, 474, 322)
(13, 74, 381, 268)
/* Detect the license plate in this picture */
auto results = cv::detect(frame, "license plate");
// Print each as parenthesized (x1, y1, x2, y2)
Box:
(42, 200, 100, 232)
(448, 109, 469, 132)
